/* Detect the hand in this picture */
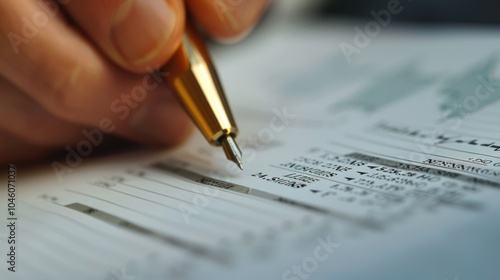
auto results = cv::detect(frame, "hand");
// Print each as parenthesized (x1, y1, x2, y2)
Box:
(0, 0, 269, 164)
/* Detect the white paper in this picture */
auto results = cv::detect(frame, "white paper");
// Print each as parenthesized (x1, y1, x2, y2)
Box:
(2, 21, 500, 280)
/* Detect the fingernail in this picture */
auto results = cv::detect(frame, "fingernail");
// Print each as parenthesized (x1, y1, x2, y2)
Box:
(111, 0, 175, 66)
(130, 100, 192, 146)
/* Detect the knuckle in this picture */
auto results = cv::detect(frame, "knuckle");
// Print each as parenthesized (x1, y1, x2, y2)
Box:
(47, 62, 85, 116)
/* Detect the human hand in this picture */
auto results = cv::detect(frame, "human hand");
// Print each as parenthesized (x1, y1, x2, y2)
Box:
(0, 0, 269, 163)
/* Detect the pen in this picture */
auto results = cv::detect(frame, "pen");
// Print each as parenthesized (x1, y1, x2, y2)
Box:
(164, 24, 243, 170)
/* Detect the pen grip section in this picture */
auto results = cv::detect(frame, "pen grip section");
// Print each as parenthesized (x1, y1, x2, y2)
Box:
(165, 26, 238, 145)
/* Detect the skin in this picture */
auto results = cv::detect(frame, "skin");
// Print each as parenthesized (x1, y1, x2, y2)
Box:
(0, 0, 269, 164)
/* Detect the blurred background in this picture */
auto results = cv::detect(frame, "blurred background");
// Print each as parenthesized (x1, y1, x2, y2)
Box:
(271, 0, 500, 24)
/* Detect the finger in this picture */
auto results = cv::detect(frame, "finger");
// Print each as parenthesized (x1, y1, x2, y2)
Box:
(186, 0, 269, 40)
(0, 76, 84, 148)
(0, 77, 172, 164)
(64, 0, 185, 73)
(0, 132, 51, 164)
(0, 0, 192, 146)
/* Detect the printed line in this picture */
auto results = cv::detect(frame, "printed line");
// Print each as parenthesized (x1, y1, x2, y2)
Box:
(269, 164, 405, 199)
(350, 133, 487, 166)
(366, 128, 499, 162)
(140, 167, 296, 219)
(63, 188, 222, 240)
(114, 180, 270, 226)
(92, 184, 259, 229)
(330, 140, 500, 185)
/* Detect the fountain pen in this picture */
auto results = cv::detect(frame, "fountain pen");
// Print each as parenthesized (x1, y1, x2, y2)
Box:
(164, 25, 243, 170)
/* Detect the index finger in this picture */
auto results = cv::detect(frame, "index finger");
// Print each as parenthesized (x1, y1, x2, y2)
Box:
(186, 0, 270, 41)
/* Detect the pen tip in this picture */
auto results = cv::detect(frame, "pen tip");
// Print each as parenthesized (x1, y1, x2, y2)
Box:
(220, 135, 244, 171)
(237, 161, 244, 170)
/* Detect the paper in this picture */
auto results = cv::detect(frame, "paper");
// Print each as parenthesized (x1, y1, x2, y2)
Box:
(2, 21, 500, 280)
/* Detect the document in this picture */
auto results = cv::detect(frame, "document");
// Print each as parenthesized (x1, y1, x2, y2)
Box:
(2, 21, 500, 280)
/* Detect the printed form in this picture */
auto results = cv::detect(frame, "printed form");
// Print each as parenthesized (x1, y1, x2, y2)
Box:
(2, 22, 500, 280)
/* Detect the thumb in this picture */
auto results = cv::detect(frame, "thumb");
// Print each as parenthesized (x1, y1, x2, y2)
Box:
(65, 0, 185, 73)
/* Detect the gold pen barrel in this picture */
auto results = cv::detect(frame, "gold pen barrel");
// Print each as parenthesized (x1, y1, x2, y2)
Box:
(164, 25, 238, 146)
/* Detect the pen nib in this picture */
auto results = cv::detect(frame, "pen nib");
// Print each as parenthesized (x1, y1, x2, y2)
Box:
(220, 135, 244, 170)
